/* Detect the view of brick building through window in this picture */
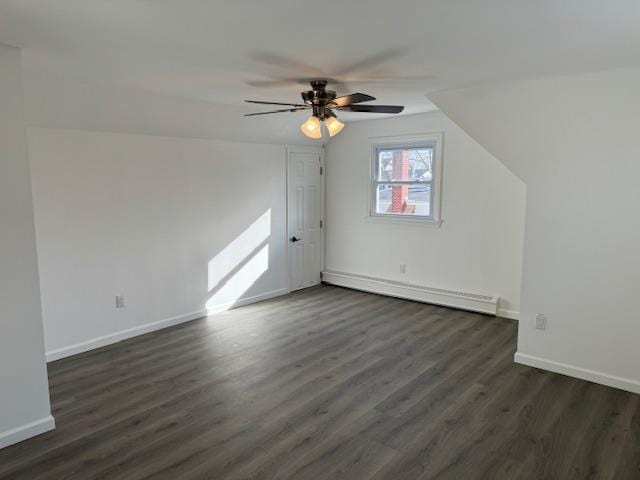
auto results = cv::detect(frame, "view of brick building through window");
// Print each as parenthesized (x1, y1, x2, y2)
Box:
(373, 145, 434, 218)
(391, 150, 411, 213)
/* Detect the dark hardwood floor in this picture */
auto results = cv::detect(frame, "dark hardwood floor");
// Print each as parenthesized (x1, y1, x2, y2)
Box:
(1, 285, 639, 479)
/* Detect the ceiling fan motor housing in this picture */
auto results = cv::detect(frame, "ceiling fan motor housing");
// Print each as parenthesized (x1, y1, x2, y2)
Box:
(301, 80, 337, 119)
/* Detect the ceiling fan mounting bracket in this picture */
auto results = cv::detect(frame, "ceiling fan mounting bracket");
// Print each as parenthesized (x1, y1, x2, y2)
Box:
(309, 79, 328, 90)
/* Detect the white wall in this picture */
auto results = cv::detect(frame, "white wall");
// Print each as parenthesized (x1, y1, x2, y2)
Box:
(324, 111, 526, 316)
(430, 68, 640, 393)
(0, 44, 53, 448)
(29, 128, 295, 359)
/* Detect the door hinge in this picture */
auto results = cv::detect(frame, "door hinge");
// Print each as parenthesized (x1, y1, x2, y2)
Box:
(320, 166, 323, 175)
(320, 220, 323, 228)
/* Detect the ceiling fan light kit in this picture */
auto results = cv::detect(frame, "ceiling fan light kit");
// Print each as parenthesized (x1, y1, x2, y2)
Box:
(245, 80, 404, 139)
(324, 116, 345, 137)
(301, 115, 322, 139)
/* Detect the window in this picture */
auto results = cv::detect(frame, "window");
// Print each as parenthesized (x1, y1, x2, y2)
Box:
(370, 135, 442, 221)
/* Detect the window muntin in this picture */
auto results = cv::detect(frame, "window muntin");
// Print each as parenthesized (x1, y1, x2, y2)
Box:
(371, 143, 437, 220)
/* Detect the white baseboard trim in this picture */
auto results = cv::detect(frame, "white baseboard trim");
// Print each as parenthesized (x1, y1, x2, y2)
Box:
(46, 309, 207, 362)
(322, 270, 498, 315)
(0, 415, 55, 450)
(206, 288, 290, 315)
(46, 288, 291, 363)
(514, 352, 640, 395)
(497, 308, 520, 321)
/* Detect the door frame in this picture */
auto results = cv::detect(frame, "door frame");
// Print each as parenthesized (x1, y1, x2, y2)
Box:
(285, 145, 325, 292)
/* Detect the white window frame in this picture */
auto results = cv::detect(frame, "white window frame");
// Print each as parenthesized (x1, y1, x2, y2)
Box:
(368, 133, 443, 225)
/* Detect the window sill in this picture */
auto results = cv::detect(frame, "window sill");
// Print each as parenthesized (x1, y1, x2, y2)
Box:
(364, 215, 443, 228)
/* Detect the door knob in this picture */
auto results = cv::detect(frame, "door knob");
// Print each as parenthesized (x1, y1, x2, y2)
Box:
(290, 236, 301, 243)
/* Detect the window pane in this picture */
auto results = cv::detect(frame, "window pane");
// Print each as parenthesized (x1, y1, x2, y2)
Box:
(375, 183, 431, 217)
(377, 147, 434, 182)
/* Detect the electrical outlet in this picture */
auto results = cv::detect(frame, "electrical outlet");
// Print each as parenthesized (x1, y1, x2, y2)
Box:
(400, 264, 406, 274)
(535, 313, 547, 330)
(116, 295, 126, 309)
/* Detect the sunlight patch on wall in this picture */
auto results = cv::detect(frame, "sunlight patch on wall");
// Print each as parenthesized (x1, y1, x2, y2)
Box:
(206, 209, 271, 315)
(207, 210, 271, 292)
(206, 245, 269, 314)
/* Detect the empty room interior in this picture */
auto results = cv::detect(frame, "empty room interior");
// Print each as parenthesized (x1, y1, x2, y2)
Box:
(2, 1, 640, 478)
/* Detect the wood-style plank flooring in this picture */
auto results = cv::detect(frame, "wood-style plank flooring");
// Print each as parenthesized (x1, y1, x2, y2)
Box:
(1, 285, 639, 479)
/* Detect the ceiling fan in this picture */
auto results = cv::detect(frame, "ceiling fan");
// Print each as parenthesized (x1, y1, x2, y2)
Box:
(244, 80, 404, 139)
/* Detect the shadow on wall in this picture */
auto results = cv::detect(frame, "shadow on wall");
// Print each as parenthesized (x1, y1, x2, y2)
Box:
(205, 209, 271, 314)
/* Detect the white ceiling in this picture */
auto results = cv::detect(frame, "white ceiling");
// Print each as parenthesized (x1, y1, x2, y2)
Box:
(2, 0, 640, 120)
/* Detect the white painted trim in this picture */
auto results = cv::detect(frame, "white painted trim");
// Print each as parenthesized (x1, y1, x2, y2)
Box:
(46, 288, 291, 362)
(367, 132, 444, 224)
(497, 308, 520, 321)
(206, 287, 289, 315)
(514, 352, 640, 395)
(46, 309, 207, 362)
(322, 270, 498, 315)
(363, 215, 443, 228)
(367, 132, 444, 141)
(0, 415, 55, 450)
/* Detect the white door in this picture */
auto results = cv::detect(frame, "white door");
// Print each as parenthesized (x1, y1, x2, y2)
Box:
(288, 151, 323, 291)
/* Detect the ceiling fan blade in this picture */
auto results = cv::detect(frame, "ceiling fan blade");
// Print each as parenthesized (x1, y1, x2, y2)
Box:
(338, 104, 404, 114)
(248, 77, 350, 90)
(345, 75, 434, 85)
(249, 52, 325, 76)
(331, 93, 376, 108)
(333, 48, 409, 76)
(245, 100, 308, 107)
(244, 107, 310, 116)
(247, 78, 302, 88)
